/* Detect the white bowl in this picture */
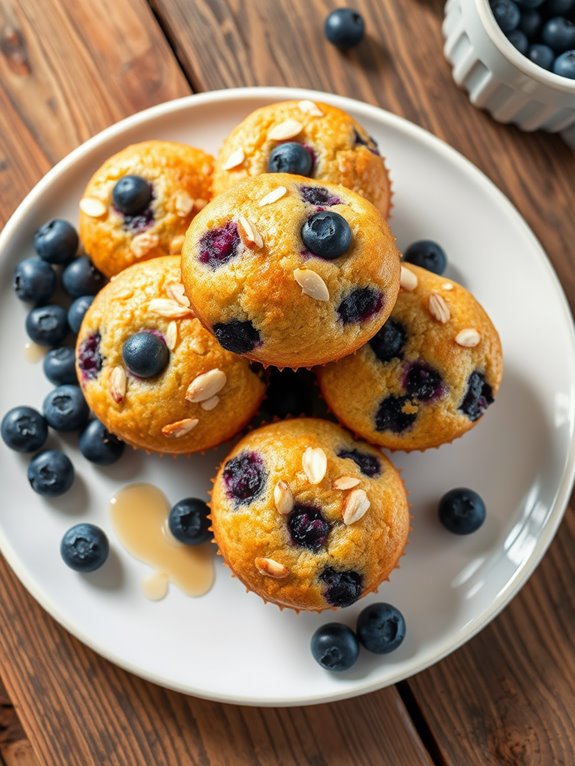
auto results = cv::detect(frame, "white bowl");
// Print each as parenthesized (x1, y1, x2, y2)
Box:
(443, 0, 575, 143)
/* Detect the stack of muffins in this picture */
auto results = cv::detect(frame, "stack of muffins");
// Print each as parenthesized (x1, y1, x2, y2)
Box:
(76, 100, 503, 612)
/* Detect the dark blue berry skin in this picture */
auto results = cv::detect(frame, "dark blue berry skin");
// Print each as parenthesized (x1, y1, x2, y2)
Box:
(369, 319, 407, 363)
(319, 567, 363, 608)
(34, 219, 79, 264)
(405, 361, 444, 402)
(337, 287, 382, 324)
(311, 623, 359, 671)
(43, 347, 77, 386)
(459, 370, 494, 421)
(491, 0, 521, 32)
(67, 295, 94, 334)
(62, 256, 106, 298)
(60, 523, 109, 571)
(518, 9, 542, 38)
(337, 448, 381, 477)
(43, 385, 89, 432)
(79, 420, 125, 466)
(168, 498, 212, 545)
(546, 0, 574, 14)
(324, 8, 365, 50)
(375, 395, 417, 433)
(1, 406, 48, 453)
(438, 488, 486, 534)
(13, 257, 57, 304)
(356, 602, 406, 654)
(300, 185, 342, 207)
(288, 504, 331, 551)
(507, 28, 529, 53)
(25, 305, 68, 346)
(213, 320, 261, 354)
(528, 43, 555, 69)
(223, 451, 267, 505)
(268, 143, 313, 176)
(112, 175, 152, 215)
(122, 332, 169, 378)
(301, 211, 352, 260)
(403, 240, 447, 275)
(553, 50, 575, 77)
(515, 0, 544, 7)
(28, 449, 75, 496)
(542, 17, 575, 52)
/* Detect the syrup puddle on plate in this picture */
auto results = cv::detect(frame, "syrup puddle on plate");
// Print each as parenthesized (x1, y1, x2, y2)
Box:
(24, 342, 46, 363)
(109, 483, 214, 601)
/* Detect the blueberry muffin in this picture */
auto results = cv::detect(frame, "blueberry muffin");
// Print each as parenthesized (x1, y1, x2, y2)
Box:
(210, 418, 410, 611)
(76, 256, 265, 454)
(317, 264, 503, 451)
(180, 174, 401, 369)
(213, 100, 392, 219)
(79, 141, 214, 277)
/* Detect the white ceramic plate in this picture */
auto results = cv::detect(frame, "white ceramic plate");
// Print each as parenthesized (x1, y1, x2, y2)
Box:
(1, 87, 574, 707)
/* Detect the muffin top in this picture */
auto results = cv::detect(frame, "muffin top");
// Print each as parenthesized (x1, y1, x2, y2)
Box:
(181, 174, 401, 368)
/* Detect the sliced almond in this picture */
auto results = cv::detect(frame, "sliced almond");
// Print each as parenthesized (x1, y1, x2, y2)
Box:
(442, 282, 454, 291)
(268, 119, 303, 141)
(185, 368, 227, 403)
(109, 366, 126, 404)
(165, 321, 178, 351)
(343, 488, 370, 525)
(428, 292, 451, 324)
(169, 235, 185, 254)
(131, 231, 160, 259)
(149, 298, 193, 319)
(80, 197, 107, 218)
(222, 147, 245, 170)
(238, 215, 263, 249)
(293, 268, 329, 302)
(302, 447, 327, 485)
(201, 395, 219, 411)
(174, 191, 194, 217)
(455, 328, 481, 348)
(190, 337, 208, 355)
(258, 186, 287, 207)
(298, 99, 324, 117)
(166, 281, 190, 307)
(400, 265, 418, 292)
(255, 557, 289, 579)
(161, 418, 199, 438)
(334, 476, 361, 490)
(274, 480, 294, 515)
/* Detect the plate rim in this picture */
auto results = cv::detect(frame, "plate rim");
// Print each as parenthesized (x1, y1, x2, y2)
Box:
(1, 85, 575, 706)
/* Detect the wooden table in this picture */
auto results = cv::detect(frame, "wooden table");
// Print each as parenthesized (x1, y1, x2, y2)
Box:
(1, 1, 574, 763)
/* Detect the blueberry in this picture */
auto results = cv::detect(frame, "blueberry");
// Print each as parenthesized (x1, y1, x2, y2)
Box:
(43, 385, 89, 432)
(553, 50, 575, 77)
(300, 185, 342, 207)
(13, 257, 57, 304)
(518, 9, 541, 38)
(79, 419, 124, 465)
(112, 175, 152, 216)
(28, 449, 74, 496)
(311, 623, 359, 671)
(405, 361, 444, 402)
(438, 487, 486, 534)
(490, 0, 521, 32)
(67, 295, 94, 334)
(301, 211, 352, 259)
(337, 287, 383, 324)
(287, 504, 330, 551)
(545, 0, 574, 13)
(34, 219, 78, 264)
(375, 395, 417, 433)
(122, 331, 169, 378)
(268, 142, 313, 175)
(356, 602, 406, 654)
(515, 0, 544, 7)
(77, 332, 103, 381)
(542, 17, 575, 52)
(60, 523, 109, 571)
(403, 240, 447, 275)
(198, 222, 240, 269)
(223, 451, 267, 505)
(507, 28, 529, 52)
(168, 498, 212, 545)
(369, 319, 407, 363)
(337, 448, 381, 477)
(213, 319, 261, 354)
(459, 370, 494, 421)
(25, 305, 68, 346)
(62, 256, 106, 298)
(528, 43, 555, 68)
(319, 567, 363, 608)
(324, 8, 365, 49)
(353, 129, 380, 156)
(43, 347, 77, 385)
(1, 406, 48, 452)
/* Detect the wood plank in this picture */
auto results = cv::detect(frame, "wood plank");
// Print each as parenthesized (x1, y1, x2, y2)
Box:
(0, 678, 39, 766)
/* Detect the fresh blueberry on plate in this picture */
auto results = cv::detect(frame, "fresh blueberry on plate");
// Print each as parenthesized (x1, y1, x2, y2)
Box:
(34, 219, 79, 264)
(79, 419, 125, 465)
(268, 142, 313, 176)
(302, 211, 352, 259)
(67, 295, 94, 334)
(13, 257, 57, 304)
(507, 28, 529, 53)
(356, 602, 406, 654)
(528, 43, 556, 69)
(490, 0, 521, 33)
(168, 498, 212, 545)
(403, 240, 447, 275)
(28, 449, 75, 496)
(25, 304, 68, 346)
(43, 384, 89, 432)
(112, 175, 152, 216)
(62, 256, 106, 298)
(542, 17, 575, 52)
(60, 523, 109, 571)
(43, 347, 77, 386)
(311, 623, 359, 671)
(553, 50, 575, 77)
(518, 9, 542, 38)
(438, 487, 486, 534)
(545, 0, 574, 14)
(122, 331, 170, 378)
(1, 406, 48, 453)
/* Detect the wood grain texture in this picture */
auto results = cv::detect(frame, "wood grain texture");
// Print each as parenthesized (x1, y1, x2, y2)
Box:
(0, 678, 39, 766)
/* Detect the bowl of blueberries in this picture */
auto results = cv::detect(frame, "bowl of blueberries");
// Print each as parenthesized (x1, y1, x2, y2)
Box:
(443, 0, 575, 140)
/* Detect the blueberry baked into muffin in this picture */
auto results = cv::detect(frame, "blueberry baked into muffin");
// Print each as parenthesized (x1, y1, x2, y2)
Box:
(181, 174, 401, 368)
(76, 256, 265, 454)
(212, 100, 392, 219)
(317, 264, 503, 450)
(79, 141, 214, 277)
(210, 418, 410, 611)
